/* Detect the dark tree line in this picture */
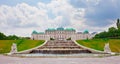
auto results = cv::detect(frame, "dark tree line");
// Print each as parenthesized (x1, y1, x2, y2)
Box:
(0, 32, 7, 40)
(94, 19, 120, 39)
(0, 32, 30, 40)
(0, 32, 20, 40)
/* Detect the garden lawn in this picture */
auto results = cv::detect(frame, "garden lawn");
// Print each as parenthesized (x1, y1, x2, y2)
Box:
(109, 39, 120, 52)
(76, 39, 120, 52)
(0, 40, 45, 54)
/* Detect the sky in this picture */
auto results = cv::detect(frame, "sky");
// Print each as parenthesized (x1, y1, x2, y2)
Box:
(0, 0, 120, 37)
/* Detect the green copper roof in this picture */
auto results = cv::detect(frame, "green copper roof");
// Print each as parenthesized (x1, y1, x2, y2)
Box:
(65, 28, 75, 31)
(38, 32, 44, 34)
(32, 30, 38, 34)
(46, 28, 56, 31)
(83, 30, 89, 34)
(32, 31, 44, 34)
(57, 27, 64, 30)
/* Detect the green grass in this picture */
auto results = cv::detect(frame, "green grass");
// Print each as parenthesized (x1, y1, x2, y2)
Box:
(76, 39, 120, 52)
(0, 40, 16, 54)
(0, 40, 45, 54)
(0, 39, 119, 53)
(109, 39, 120, 52)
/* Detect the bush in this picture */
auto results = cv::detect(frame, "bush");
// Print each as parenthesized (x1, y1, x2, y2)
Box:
(66, 37, 71, 40)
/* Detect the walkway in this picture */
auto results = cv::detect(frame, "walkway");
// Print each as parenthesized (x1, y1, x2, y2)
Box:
(0, 55, 120, 64)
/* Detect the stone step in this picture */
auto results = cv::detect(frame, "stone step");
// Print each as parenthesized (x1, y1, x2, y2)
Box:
(30, 49, 92, 54)
(30, 40, 92, 54)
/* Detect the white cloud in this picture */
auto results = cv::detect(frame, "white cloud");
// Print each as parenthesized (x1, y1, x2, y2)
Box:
(0, 0, 113, 36)
(0, 3, 48, 36)
(86, 0, 100, 5)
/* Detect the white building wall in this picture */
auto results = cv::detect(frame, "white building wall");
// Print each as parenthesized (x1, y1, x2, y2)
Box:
(31, 30, 94, 40)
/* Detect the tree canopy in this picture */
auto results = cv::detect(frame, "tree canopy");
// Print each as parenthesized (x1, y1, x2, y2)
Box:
(94, 19, 120, 39)
(0, 32, 28, 40)
(0, 32, 7, 40)
(117, 18, 120, 29)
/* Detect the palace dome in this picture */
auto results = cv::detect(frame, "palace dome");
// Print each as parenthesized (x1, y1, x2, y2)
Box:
(65, 28, 75, 31)
(38, 32, 44, 34)
(83, 30, 89, 34)
(57, 27, 64, 31)
(32, 30, 38, 34)
(46, 28, 56, 31)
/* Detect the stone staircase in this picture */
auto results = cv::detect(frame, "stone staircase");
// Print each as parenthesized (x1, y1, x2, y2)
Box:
(30, 40, 92, 54)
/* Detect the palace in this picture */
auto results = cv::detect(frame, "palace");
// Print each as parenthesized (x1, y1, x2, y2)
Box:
(31, 27, 96, 40)
(16, 27, 101, 54)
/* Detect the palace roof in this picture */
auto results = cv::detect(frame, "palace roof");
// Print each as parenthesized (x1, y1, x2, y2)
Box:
(46, 28, 56, 31)
(32, 27, 77, 34)
(32, 31, 44, 34)
(83, 30, 89, 34)
(45, 27, 76, 31)
(38, 32, 44, 34)
(57, 27, 64, 31)
(65, 28, 75, 31)
(32, 30, 38, 34)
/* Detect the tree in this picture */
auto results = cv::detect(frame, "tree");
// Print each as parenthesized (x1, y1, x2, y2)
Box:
(0, 32, 28, 40)
(0, 32, 7, 40)
(50, 38, 54, 40)
(66, 37, 71, 40)
(117, 18, 120, 29)
(94, 18, 120, 39)
(108, 27, 117, 33)
(7, 35, 19, 40)
(94, 31, 108, 38)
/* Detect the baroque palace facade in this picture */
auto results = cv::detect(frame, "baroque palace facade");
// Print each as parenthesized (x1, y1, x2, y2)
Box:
(31, 27, 96, 40)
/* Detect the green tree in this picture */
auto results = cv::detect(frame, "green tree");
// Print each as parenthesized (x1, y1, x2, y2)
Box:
(0, 32, 7, 40)
(117, 18, 120, 29)
(108, 27, 117, 33)
(94, 31, 108, 38)
(50, 38, 54, 40)
(94, 19, 120, 39)
(108, 27, 117, 38)
(7, 35, 19, 40)
(66, 37, 71, 40)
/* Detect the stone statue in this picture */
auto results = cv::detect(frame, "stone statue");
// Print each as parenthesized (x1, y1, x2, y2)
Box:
(104, 43, 111, 53)
(10, 43, 17, 54)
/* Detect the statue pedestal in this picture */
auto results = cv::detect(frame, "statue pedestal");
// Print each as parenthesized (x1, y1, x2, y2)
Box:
(9, 43, 17, 55)
(104, 43, 115, 55)
(104, 43, 111, 53)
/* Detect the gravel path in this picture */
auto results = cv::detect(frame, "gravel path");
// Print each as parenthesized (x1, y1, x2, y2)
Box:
(0, 55, 120, 64)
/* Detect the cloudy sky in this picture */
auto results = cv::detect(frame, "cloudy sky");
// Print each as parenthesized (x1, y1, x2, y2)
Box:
(0, 0, 120, 37)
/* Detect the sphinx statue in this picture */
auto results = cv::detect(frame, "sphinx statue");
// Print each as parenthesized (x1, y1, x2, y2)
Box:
(104, 43, 111, 53)
(9, 43, 17, 55)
